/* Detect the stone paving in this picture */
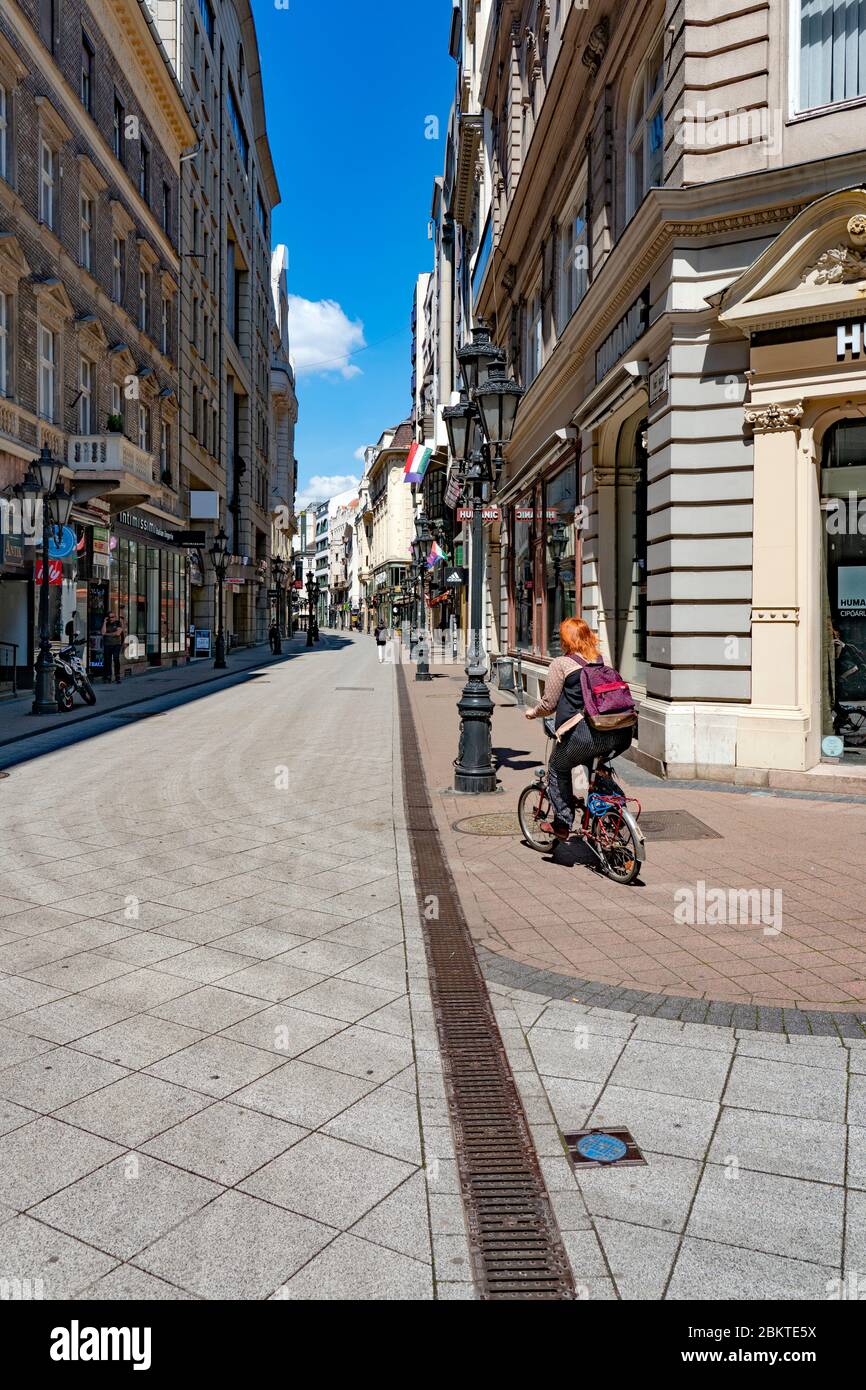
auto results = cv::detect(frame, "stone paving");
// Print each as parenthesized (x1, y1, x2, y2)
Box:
(487, 982, 865, 1300)
(1, 632, 863, 1302)
(403, 666, 866, 1018)
(0, 634, 472, 1300)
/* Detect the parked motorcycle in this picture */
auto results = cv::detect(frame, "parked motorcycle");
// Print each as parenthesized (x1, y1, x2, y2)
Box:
(54, 638, 97, 711)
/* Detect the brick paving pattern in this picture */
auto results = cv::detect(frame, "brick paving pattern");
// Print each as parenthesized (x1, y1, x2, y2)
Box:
(403, 667, 866, 1016)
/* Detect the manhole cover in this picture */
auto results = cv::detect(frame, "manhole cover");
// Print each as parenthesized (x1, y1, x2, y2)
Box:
(564, 1128, 646, 1170)
(454, 813, 520, 836)
(639, 810, 722, 841)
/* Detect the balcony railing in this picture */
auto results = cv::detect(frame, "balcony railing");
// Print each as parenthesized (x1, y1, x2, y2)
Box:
(68, 434, 157, 485)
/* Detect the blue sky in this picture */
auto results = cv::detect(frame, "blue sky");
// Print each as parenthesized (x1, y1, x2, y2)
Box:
(254, 0, 455, 506)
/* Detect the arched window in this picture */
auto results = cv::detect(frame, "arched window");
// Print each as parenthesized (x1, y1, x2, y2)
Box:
(238, 44, 246, 95)
(626, 32, 665, 222)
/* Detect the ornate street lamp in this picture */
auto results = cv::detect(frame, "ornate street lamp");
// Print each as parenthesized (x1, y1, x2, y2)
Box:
(9, 447, 73, 716)
(413, 511, 434, 682)
(305, 570, 319, 647)
(456, 320, 506, 393)
(446, 338, 524, 793)
(209, 526, 229, 670)
(271, 557, 285, 654)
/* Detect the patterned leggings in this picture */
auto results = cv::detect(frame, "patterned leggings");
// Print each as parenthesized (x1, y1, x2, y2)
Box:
(548, 720, 633, 829)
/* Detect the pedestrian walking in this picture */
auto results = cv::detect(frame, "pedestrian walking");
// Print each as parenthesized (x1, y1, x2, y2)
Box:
(268, 619, 282, 655)
(101, 611, 125, 685)
(374, 623, 389, 664)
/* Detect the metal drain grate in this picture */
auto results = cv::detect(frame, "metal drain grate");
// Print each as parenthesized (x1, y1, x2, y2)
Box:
(639, 810, 722, 841)
(335, 687, 374, 692)
(564, 1128, 646, 1170)
(397, 666, 575, 1301)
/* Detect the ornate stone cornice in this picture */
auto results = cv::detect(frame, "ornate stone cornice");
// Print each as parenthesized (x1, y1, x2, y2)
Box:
(745, 402, 804, 433)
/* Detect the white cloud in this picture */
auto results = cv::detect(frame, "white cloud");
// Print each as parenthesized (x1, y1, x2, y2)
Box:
(288, 296, 366, 379)
(296, 474, 361, 511)
(353, 446, 367, 462)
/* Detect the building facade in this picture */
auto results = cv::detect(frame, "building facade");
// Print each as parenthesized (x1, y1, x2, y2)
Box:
(430, 0, 866, 778)
(150, 0, 285, 652)
(0, 0, 195, 684)
(365, 422, 415, 631)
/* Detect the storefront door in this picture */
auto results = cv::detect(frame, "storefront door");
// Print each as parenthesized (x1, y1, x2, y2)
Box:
(823, 420, 866, 746)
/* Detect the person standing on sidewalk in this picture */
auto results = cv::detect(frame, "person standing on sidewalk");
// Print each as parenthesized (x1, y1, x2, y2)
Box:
(374, 623, 389, 664)
(101, 611, 125, 685)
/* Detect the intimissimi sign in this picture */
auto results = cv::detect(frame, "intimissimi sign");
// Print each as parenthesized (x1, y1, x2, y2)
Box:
(595, 287, 650, 384)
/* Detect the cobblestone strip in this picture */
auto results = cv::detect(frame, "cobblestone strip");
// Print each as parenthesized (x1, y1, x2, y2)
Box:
(479, 947, 866, 1040)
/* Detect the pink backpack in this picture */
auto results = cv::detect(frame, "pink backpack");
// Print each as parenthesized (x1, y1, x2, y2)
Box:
(571, 656, 637, 732)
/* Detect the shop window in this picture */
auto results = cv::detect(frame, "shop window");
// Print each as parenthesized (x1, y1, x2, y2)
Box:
(544, 463, 579, 656)
(626, 32, 665, 221)
(512, 498, 535, 652)
(0, 291, 10, 398)
(796, 0, 866, 112)
(823, 421, 866, 722)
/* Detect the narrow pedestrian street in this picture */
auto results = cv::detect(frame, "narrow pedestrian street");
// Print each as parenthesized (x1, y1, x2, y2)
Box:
(0, 635, 863, 1303)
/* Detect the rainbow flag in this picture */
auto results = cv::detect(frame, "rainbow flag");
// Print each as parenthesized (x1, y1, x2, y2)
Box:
(404, 443, 433, 485)
(426, 540, 445, 569)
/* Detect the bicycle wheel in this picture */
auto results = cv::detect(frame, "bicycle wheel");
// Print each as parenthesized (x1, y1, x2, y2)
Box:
(518, 783, 556, 853)
(592, 809, 641, 885)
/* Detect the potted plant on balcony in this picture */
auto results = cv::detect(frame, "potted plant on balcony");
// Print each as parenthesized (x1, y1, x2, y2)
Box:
(106, 414, 124, 433)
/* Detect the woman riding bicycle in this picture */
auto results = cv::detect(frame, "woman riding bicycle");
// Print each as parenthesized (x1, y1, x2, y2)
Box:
(525, 617, 635, 841)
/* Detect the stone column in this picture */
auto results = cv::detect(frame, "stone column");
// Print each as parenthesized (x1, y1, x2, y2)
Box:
(739, 402, 808, 769)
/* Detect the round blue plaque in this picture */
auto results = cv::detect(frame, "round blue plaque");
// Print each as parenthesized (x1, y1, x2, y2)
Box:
(48, 526, 76, 561)
(576, 1133, 628, 1164)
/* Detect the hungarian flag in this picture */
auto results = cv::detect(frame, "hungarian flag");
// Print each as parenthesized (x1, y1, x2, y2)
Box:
(404, 443, 433, 485)
(426, 540, 445, 569)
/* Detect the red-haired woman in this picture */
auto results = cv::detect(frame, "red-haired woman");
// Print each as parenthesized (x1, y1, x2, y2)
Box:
(526, 618, 634, 841)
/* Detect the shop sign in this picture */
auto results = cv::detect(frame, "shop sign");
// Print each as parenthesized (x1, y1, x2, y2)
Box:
(48, 526, 76, 561)
(515, 507, 561, 522)
(445, 569, 464, 589)
(35, 558, 63, 586)
(0, 532, 25, 568)
(596, 287, 650, 384)
(649, 358, 669, 404)
(838, 566, 866, 617)
(837, 322, 866, 360)
(194, 630, 212, 656)
(115, 511, 180, 545)
(456, 506, 501, 522)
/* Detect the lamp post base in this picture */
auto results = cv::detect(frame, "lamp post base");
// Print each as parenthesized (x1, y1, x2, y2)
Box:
(214, 637, 227, 671)
(453, 677, 498, 794)
(31, 650, 58, 716)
